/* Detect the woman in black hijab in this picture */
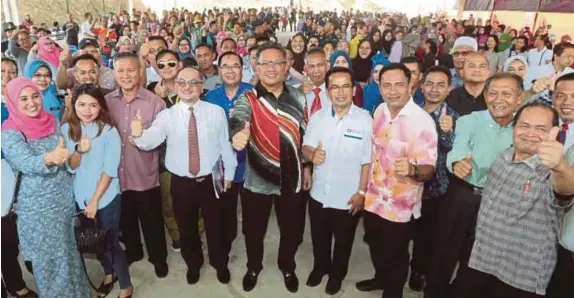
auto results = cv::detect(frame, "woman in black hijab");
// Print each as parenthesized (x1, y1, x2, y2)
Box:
(352, 39, 374, 83)
(286, 33, 307, 74)
(381, 29, 395, 58)
(370, 27, 384, 54)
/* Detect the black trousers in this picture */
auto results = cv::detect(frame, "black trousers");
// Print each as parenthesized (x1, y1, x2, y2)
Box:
(1, 215, 26, 294)
(120, 186, 167, 265)
(411, 195, 444, 275)
(424, 177, 482, 298)
(364, 211, 412, 298)
(170, 174, 237, 271)
(452, 267, 544, 298)
(241, 189, 307, 273)
(308, 197, 361, 281)
(547, 244, 574, 298)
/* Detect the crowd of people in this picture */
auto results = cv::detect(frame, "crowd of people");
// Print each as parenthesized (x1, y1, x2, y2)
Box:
(1, 5, 574, 298)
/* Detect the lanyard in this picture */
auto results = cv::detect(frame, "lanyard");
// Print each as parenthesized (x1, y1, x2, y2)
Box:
(538, 49, 547, 66)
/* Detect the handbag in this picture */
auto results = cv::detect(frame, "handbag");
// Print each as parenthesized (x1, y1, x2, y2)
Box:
(74, 214, 110, 291)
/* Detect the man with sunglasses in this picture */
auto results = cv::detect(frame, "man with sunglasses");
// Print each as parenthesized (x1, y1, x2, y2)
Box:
(139, 36, 169, 85)
(449, 36, 478, 89)
(131, 66, 237, 286)
(56, 38, 117, 91)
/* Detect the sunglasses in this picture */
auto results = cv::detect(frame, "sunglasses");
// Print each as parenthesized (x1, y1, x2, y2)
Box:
(157, 60, 178, 69)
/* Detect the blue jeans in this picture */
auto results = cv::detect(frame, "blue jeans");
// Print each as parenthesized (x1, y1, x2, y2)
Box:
(96, 195, 132, 289)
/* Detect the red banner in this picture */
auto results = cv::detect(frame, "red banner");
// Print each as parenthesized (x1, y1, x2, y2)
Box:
(539, 0, 574, 12)
(464, 0, 493, 11)
(493, 0, 540, 11)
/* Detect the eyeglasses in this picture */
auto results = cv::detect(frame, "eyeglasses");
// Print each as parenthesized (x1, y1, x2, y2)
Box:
(257, 60, 286, 69)
(157, 60, 178, 69)
(328, 84, 353, 93)
(220, 64, 242, 71)
(33, 73, 51, 80)
(175, 79, 203, 88)
(453, 51, 471, 57)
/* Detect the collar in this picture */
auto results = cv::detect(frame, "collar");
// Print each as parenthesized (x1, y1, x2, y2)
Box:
(116, 87, 146, 101)
(255, 82, 289, 99)
(428, 101, 448, 116)
(502, 147, 540, 171)
(384, 97, 418, 120)
(330, 104, 357, 119)
(483, 110, 513, 129)
(177, 98, 203, 111)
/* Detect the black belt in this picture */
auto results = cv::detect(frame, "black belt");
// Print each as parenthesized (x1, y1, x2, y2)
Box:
(452, 175, 483, 196)
(172, 173, 211, 183)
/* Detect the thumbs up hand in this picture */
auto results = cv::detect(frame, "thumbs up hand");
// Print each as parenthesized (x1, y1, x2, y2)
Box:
(46, 137, 71, 166)
(232, 121, 251, 151)
(78, 131, 91, 153)
(453, 152, 473, 179)
(394, 148, 413, 177)
(131, 110, 144, 138)
(311, 140, 326, 165)
(439, 106, 453, 133)
(538, 127, 565, 169)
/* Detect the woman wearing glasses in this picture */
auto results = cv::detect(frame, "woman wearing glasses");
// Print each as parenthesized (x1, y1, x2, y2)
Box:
(26, 36, 61, 80)
(24, 60, 63, 121)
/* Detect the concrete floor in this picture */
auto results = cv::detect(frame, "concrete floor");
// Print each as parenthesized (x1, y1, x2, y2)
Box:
(19, 208, 422, 298)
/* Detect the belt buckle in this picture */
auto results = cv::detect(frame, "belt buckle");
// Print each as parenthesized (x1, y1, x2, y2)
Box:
(473, 187, 483, 196)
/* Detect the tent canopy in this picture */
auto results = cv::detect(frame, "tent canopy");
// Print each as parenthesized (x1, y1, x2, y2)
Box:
(464, 0, 574, 12)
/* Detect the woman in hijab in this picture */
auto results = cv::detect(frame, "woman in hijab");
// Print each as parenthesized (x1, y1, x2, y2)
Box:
(26, 36, 61, 79)
(330, 50, 363, 107)
(177, 37, 193, 60)
(24, 60, 63, 121)
(236, 34, 248, 57)
(1, 77, 90, 298)
(380, 29, 395, 58)
(352, 39, 374, 84)
(503, 56, 534, 103)
(362, 54, 390, 115)
(370, 27, 384, 54)
(215, 31, 230, 55)
(498, 33, 512, 52)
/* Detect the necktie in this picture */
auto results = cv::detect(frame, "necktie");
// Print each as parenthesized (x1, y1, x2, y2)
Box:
(310, 87, 322, 116)
(559, 123, 569, 145)
(188, 107, 200, 176)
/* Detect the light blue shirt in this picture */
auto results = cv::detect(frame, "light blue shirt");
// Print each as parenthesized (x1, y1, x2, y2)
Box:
(61, 122, 121, 209)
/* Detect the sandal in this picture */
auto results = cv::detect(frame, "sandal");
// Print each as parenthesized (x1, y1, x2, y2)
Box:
(96, 275, 118, 298)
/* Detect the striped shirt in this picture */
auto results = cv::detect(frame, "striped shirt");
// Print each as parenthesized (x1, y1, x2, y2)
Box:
(229, 82, 307, 195)
(469, 146, 574, 295)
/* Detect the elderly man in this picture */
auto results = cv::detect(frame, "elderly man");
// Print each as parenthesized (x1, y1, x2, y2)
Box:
(8, 29, 32, 74)
(425, 73, 524, 298)
(454, 100, 574, 298)
(449, 36, 479, 89)
(446, 52, 490, 116)
(529, 43, 574, 103)
(357, 63, 438, 298)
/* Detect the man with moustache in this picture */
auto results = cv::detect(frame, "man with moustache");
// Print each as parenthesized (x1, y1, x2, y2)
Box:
(104, 53, 169, 277)
(454, 101, 574, 298)
(195, 43, 222, 91)
(131, 66, 237, 285)
(425, 73, 524, 298)
(301, 48, 331, 117)
(302, 67, 372, 295)
(409, 66, 459, 292)
(8, 29, 33, 74)
(446, 52, 490, 116)
(229, 42, 311, 293)
(449, 37, 478, 89)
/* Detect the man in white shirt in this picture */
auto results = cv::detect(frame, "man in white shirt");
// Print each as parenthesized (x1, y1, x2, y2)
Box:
(527, 35, 553, 69)
(242, 45, 258, 85)
(302, 67, 372, 295)
(529, 43, 574, 102)
(131, 66, 237, 286)
(80, 12, 97, 40)
(301, 47, 331, 118)
(553, 73, 574, 151)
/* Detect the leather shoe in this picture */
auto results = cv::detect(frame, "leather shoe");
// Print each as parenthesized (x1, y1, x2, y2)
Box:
(325, 278, 342, 295)
(242, 270, 258, 292)
(356, 278, 383, 292)
(217, 268, 231, 284)
(186, 270, 200, 284)
(305, 269, 327, 287)
(154, 263, 169, 278)
(283, 272, 299, 293)
(408, 272, 426, 292)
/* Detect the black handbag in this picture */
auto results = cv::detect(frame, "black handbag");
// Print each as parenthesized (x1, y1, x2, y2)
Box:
(74, 216, 108, 255)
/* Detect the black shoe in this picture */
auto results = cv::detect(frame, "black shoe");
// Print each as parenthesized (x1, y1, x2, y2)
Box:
(154, 263, 169, 278)
(242, 270, 258, 292)
(356, 278, 384, 292)
(24, 261, 33, 274)
(186, 269, 200, 284)
(216, 268, 231, 284)
(408, 272, 426, 292)
(325, 278, 342, 295)
(305, 269, 327, 287)
(96, 275, 118, 298)
(12, 288, 38, 298)
(170, 240, 181, 252)
(283, 272, 299, 293)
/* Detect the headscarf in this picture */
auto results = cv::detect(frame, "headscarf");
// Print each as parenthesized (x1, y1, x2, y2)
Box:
(236, 34, 248, 57)
(498, 33, 512, 51)
(352, 39, 374, 83)
(369, 28, 383, 54)
(1, 77, 56, 140)
(502, 55, 531, 90)
(37, 36, 61, 68)
(177, 37, 193, 60)
(380, 29, 395, 56)
(215, 31, 229, 55)
(329, 50, 353, 69)
(23, 60, 62, 121)
(363, 53, 390, 114)
(287, 33, 308, 73)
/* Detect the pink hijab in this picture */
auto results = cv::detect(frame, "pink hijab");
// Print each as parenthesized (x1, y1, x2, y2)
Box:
(1, 77, 56, 140)
(216, 31, 230, 55)
(37, 36, 61, 68)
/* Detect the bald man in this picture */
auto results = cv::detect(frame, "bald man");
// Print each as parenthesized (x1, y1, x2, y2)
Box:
(446, 52, 490, 117)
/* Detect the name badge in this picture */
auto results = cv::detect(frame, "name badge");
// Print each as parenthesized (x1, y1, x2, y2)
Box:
(343, 128, 362, 140)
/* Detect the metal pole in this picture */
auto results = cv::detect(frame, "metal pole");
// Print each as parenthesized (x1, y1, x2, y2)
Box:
(532, 0, 543, 31)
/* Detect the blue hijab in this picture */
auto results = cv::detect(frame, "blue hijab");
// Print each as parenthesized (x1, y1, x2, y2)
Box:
(363, 53, 390, 115)
(177, 38, 194, 60)
(23, 59, 62, 121)
(329, 50, 353, 69)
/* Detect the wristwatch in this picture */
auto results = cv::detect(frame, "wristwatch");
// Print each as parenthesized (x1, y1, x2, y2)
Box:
(413, 164, 420, 180)
(75, 144, 84, 154)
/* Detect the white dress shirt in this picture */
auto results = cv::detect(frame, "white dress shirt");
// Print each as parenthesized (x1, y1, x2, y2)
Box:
(303, 105, 373, 210)
(562, 120, 574, 152)
(304, 82, 332, 118)
(527, 48, 553, 68)
(134, 100, 237, 181)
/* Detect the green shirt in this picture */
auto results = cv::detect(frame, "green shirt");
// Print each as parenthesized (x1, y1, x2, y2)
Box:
(447, 110, 514, 188)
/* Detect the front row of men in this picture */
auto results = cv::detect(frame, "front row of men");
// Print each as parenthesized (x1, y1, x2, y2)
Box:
(124, 42, 574, 298)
